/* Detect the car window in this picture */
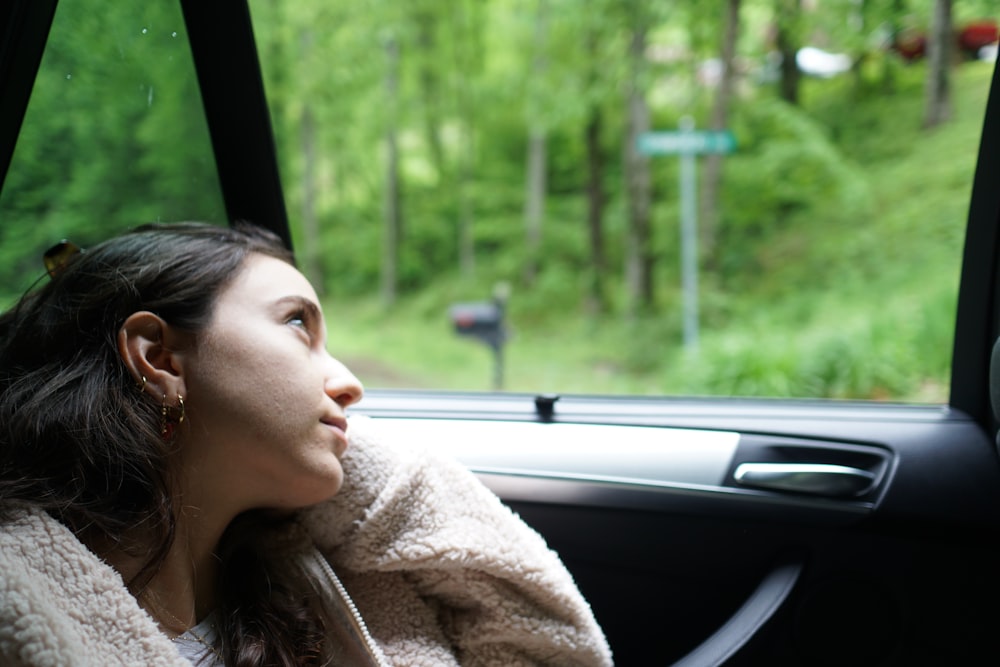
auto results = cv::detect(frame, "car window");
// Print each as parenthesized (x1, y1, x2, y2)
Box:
(0, 0, 225, 303)
(3, 2, 994, 403)
(245, 2, 996, 402)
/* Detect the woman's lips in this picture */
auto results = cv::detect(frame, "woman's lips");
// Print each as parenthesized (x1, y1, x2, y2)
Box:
(321, 416, 349, 455)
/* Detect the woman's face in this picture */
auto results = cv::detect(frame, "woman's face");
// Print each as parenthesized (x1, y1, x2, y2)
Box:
(178, 253, 363, 511)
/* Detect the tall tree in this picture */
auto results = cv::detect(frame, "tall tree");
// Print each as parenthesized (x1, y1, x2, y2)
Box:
(523, 0, 550, 286)
(774, 0, 802, 105)
(623, 0, 654, 314)
(699, 0, 741, 271)
(254, 0, 392, 293)
(382, 34, 402, 306)
(412, 0, 447, 179)
(452, 0, 482, 278)
(924, 0, 953, 127)
(578, 0, 618, 315)
(300, 102, 321, 291)
(297, 28, 322, 292)
(584, 65, 608, 313)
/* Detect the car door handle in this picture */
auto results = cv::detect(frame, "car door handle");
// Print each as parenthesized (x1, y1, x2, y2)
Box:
(733, 462, 877, 497)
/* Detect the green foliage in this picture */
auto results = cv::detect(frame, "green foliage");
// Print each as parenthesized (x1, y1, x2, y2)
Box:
(3, 0, 994, 402)
(719, 96, 872, 283)
(0, 0, 225, 297)
(318, 58, 990, 402)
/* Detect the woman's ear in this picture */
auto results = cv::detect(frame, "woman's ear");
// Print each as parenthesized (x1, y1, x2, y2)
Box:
(118, 311, 188, 400)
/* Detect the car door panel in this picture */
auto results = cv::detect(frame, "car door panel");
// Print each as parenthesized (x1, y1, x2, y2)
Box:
(359, 394, 1000, 665)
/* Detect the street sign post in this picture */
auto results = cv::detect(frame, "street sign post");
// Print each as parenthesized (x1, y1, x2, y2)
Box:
(638, 118, 735, 350)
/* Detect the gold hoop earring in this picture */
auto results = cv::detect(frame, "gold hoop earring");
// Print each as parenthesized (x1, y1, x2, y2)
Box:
(137, 376, 147, 393)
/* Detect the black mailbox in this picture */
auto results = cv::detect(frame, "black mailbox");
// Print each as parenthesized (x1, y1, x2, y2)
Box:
(449, 302, 504, 346)
(449, 285, 510, 389)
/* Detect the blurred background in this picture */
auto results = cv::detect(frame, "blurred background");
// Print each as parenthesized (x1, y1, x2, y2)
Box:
(1, 0, 996, 400)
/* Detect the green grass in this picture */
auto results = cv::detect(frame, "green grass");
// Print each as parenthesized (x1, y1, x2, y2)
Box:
(326, 61, 993, 402)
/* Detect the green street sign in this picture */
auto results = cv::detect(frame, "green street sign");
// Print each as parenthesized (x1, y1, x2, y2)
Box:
(638, 130, 736, 155)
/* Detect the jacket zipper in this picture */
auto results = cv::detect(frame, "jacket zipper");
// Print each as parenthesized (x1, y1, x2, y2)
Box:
(308, 549, 391, 667)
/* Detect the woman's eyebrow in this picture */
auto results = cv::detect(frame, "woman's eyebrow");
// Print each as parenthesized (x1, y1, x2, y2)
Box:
(274, 295, 322, 319)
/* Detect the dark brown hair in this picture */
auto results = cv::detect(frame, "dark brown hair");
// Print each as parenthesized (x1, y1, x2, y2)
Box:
(0, 222, 326, 666)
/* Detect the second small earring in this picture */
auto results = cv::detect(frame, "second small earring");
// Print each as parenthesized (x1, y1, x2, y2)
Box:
(160, 394, 185, 441)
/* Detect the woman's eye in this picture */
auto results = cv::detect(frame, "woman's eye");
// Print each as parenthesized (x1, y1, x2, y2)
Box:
(287, 311, 309, 332)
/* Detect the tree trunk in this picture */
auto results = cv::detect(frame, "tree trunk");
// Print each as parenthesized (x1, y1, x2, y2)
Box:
(300, 103, 321, 292)
(524, 128, 546, 285)
(415, 8, 446, 179)
(699, 0, 740, 271)
(585, 106, 607, 314)
(583, 24, 607, 314)
(457, 125, 476, 278)
(624, 14, 653, 315)
(381, 36, 402, 306)
(298, 27, 322, 293)
(775, 0, 801, 105)
(924, 0, 953, 128)
(523, 0, 549, 286)
(454, 0, 477, 278)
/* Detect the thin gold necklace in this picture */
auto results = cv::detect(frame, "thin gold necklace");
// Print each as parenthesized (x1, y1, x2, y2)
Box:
(141, 591, 224, 661)
(173, 619, 224, 663)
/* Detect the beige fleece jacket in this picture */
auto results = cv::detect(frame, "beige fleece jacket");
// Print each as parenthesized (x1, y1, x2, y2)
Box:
(0, 416, 612, 666)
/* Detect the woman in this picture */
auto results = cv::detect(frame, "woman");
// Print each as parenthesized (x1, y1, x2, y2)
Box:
(0, 223, 612, 666)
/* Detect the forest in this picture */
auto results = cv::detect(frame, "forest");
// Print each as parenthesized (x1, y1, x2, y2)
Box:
(0, 0, 997, 400)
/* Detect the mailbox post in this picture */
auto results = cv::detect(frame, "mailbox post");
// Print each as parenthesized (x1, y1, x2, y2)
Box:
(449, 285, 509, 390)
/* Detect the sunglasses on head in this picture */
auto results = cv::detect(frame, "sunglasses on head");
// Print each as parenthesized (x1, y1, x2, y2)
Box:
(42, 240, 82, 278)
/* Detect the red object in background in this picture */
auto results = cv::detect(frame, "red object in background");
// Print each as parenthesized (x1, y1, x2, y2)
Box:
(894, 30, 927, 61)
(892, 19, 998, 61)
(959, 20, 999, 54)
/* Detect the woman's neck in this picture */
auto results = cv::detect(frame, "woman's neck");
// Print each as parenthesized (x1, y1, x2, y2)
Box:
(97, 503, 230, 637)
(143, 519, 222, 636)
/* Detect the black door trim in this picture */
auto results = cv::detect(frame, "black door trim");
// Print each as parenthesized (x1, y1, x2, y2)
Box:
(951, 54, 1000, 431)
(0, 0, 58, 192)
(179, 0, 291, 247)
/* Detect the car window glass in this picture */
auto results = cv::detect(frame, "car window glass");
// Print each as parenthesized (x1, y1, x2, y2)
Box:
(0, 0, 226, 302)
(246, 2, 996, 402)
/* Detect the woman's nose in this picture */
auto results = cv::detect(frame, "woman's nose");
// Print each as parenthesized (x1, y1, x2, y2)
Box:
(325, 357, 364, 407)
